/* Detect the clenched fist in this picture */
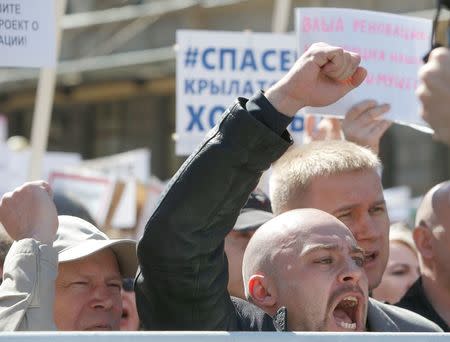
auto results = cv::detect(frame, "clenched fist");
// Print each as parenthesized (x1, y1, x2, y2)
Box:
(0, 181, 58, 245)
(265, 42, 367, 117)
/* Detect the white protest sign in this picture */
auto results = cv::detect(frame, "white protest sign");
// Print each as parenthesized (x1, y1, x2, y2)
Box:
(0, 115, 7, 142)
(0, 0, 57, 67)
(110, 180, 137, 230)
(295, 8, 432, 131)
(0, 149, 81, 196)
(176, 30, 304, 156)
(49, 171, 117, 226)
(80, 149, 151, 183)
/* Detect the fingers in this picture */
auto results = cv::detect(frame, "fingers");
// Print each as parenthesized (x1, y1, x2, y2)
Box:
(322, 48, 361, 81)
(348, 66, 367, 88)
(345, 101, 390, 127)
(368, 119, 392, 138)
(346, 100, 378, 121)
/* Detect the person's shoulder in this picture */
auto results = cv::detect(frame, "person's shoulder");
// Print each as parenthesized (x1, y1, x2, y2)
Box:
(231, 296, 276, 331)
(370, 298, 443, 332)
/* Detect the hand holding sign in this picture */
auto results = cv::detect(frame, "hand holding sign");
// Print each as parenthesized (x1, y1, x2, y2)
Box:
(0, 181, 58, 244)
(417, 47, 450, 145)
(342, 100, 392, 154)
(265, 42, 366, 117)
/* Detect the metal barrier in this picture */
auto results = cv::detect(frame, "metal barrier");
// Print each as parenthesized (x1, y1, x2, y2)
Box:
(0, 332, 447, 342)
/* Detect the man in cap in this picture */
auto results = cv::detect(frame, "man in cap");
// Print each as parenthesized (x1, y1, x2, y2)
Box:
(0, 181, 137, 331)
(225, 189, 273, 299)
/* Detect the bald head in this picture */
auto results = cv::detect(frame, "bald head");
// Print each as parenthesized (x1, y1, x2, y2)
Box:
(416, 181, 450, 231)
(242, 208, 358, 299)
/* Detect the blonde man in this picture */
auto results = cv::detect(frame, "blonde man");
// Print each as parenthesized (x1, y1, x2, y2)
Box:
(270, 140, 387, 290)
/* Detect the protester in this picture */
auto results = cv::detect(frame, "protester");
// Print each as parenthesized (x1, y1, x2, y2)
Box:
(0, 181, 138, 331)
(242, 208, 438, 331)
(372, 223, 419, 304)
(396, 181, 450, 331)
(225, 189, 273, 299)
(135, 42, 440, 332)
(268, 141, 441, 330)
(270, 140, 387, 290)
(417, 47, 450, 145)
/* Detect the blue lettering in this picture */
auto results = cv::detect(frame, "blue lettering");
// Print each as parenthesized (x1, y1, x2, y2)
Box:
(280, 50, 295, 72)
(240, 49, 257, 71)
(186, 105, 205, 132)
(220, 48, 237, 70)
(202, 47, 216, 70)
(184, 79, 195, 94)
(262, 49, 276, 71)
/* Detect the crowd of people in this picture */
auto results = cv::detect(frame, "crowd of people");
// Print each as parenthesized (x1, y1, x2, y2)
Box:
(0, 41, 449, 333)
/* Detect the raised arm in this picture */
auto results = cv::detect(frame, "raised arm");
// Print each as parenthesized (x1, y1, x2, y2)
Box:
(136, 42, 366, 331)
(0, 181, 58, 331)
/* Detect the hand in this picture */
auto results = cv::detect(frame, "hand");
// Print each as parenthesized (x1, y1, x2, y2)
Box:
(417, 47, 450, 145)
(0, 181, 58, 245)
(342, 100, 392, 154)
(303, 115, 342, 143)
(265, 42, 367, 117)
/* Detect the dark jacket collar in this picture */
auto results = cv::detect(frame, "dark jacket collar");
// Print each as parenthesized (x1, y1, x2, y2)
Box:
(398, 277, 449, 331)
(272, 307, 288, 331)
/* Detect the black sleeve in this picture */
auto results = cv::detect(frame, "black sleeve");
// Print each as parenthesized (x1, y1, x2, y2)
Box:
(246, 91, 293, 136)
(135, 96, 292, 331)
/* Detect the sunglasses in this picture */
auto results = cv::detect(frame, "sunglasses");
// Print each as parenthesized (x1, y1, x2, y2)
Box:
(122, 277, 135, 292)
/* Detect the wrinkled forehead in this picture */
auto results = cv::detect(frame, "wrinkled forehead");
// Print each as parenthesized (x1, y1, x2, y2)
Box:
(300, 223, 359, 252)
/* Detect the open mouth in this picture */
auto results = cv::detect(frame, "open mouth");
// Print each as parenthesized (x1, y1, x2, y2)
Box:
(332, 295, 360, 330)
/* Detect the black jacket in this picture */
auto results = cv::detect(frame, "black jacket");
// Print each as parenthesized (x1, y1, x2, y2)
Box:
(135, 94, 292, 330)
(396, 277, 449, 331)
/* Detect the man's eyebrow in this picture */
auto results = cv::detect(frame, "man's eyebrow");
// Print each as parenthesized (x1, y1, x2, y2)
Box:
(301, 243, 339, 256)
(332, 199, 386, 214)
(302, 243, 364, 256)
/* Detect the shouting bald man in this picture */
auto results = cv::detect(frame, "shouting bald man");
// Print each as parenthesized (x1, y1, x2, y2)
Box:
(396, 181, 450, 331)
(135, 42, 440, 332)
(243, 208, 369, 331)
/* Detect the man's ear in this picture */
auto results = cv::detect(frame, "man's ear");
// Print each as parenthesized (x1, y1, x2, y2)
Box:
(248, 274, 277, 314)
(413, 225, 433, 260)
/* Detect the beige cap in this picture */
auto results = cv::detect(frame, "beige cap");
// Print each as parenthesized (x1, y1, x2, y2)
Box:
(54, 216, 138, 278)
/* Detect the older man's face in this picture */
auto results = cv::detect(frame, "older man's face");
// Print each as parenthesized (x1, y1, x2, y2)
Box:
(54, 248, 123, 330)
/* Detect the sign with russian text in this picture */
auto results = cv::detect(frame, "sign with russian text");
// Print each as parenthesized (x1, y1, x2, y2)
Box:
(0, 0, 56, 67)
(176, 30, 303, 155)
(295, 8, 432, 131)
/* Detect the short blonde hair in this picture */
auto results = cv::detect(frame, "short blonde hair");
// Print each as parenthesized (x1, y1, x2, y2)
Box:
(269, 140, 381, 215)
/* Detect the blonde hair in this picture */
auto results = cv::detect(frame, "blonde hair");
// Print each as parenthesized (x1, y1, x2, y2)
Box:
(269, 140, 381, 215)
(389, 222, 417, 254)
